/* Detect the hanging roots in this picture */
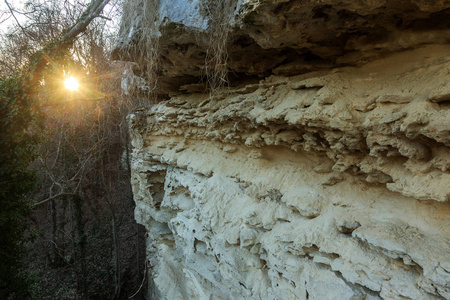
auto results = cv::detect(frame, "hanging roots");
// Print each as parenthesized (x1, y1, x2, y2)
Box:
(199, 0, 237, 93)
(120, 0, 238, 95)
(120, 0, 161, 97)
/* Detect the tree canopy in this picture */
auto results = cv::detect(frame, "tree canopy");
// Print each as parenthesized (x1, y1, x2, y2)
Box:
(0, 1, 110, 297)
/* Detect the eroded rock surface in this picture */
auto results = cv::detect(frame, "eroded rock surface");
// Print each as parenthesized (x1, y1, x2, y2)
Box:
(118, 0, 450, 299)
(115, 0, 450, 96)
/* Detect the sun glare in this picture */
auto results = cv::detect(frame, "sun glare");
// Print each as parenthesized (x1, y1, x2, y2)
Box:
(64, 77, 79, 91)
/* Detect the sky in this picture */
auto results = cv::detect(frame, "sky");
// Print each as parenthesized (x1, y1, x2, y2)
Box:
(0, 1, 27, 34)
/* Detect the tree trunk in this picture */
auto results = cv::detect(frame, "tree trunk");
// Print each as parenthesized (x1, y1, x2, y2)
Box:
(50, 200, 64, 267)
(111, 206, 121, 298)
(73, 195, 87, 299)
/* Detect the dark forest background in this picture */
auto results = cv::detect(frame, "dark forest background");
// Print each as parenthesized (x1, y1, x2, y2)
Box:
(0, 0, 148, 299)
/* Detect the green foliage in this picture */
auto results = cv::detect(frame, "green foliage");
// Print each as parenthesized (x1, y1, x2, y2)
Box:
(0, 73, 38, 299)
(0, 37, 72, 299)
(0, 1, 118, 298)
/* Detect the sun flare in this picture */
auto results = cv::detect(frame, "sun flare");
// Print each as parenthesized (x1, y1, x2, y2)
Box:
(64, 76, 79, 91)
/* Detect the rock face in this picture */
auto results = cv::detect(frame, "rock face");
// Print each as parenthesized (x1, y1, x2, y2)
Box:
(117, 0, 450, 299)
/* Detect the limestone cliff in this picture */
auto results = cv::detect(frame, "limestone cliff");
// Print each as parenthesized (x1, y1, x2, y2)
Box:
(116, 0, 450, 299)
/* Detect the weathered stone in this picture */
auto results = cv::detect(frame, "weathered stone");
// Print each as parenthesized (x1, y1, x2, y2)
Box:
(118, 0, 450, 299)
(114, 0, 450, 97)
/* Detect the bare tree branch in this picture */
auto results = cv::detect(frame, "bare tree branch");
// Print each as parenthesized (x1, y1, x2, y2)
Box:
(129, 260, 148, 299)
(3, 0, 33, 38)
(97, 15, 112, 21)
(34, 192, 77, 207)
(61, 0, 110, 42)
(0, 12, 11, 26)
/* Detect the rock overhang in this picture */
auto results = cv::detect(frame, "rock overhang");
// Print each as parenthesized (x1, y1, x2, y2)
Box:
(113, 0, 450, 96)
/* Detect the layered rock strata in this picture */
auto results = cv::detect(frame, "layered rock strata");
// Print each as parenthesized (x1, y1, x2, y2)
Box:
(129, 44, 450, 299)
(118, 0, 450, 299)
(115, 0, 450, 96)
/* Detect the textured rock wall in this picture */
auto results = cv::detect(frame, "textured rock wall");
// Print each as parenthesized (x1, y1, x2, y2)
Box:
(115, 0, 450, 96)
(118, 0, 450, 299)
